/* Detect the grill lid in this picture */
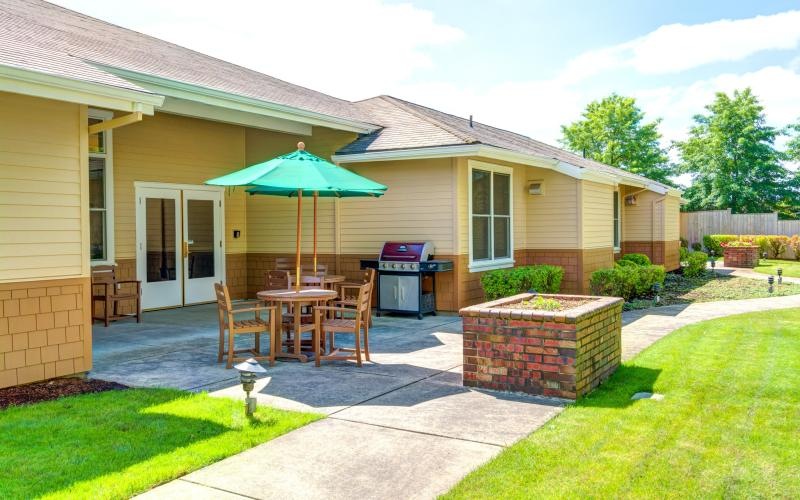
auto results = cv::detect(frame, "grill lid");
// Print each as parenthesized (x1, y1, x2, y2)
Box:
(379, 242, 433, 262)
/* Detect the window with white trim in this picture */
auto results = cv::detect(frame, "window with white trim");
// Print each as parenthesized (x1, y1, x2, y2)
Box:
(469, 161, 513, 270)
(88, 109, 114, 264)
(613, 190, 621, 251)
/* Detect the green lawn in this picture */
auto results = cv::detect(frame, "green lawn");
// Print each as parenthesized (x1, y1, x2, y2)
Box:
(626, 272, 800, 310)
(754, 259, 800, 278)
(444, 309, 800, 498)
(0, 388, 321, 499)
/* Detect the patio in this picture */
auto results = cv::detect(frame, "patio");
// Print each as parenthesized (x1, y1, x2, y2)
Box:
(92, 305, 563, 434)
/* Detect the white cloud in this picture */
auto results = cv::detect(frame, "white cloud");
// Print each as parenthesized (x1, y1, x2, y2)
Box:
(53, 0, 464, 100)
(560, 11, 800, 83)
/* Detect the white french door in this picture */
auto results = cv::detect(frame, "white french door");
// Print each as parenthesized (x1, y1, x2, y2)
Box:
(135, 184, 224, 309)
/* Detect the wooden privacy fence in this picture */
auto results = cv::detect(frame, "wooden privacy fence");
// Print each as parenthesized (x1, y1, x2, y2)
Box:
(681, 209, 800, 247)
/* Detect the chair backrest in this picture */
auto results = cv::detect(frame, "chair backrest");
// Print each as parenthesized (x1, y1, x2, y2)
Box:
(293, 274, 324, 288)
(301, 263, 328, 274)
(357, 282, 372, 318)
(213, 282, 232, 312)
(92, 264, 117, 284)
(275, 257, 294, 271)
(265, 270, 289, 290)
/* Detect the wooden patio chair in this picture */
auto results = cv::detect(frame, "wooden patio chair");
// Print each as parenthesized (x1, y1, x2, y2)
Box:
(301, 263, 328, 274)
(313, 282, 372, 367)
(275, 257, 295, 271)
(332, 268, 375, 327)
(214, 282, 276, 369)
(264, 270, 289, 291)
(91, 265, 142, 327)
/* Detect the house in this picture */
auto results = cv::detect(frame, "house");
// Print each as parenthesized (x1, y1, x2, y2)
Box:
(0, 0, 682, 388)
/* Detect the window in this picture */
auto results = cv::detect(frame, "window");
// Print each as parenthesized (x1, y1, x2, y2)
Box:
(469, 161, 513, 270)
(613, 190, 621, 251)
(88, 110, 114, 264)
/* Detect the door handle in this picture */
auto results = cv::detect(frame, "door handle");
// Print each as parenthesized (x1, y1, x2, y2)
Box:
(183, 241, 189, 259)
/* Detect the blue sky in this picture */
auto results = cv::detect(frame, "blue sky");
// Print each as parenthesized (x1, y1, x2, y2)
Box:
(56, 0, 800, 169)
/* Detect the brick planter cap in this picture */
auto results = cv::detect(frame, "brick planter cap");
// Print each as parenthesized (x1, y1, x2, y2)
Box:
(459, 293, 623, 323)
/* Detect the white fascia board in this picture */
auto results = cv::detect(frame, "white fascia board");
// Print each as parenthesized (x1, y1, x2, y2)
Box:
(0, 64, 163, 114)
(160, 97, 311, 135)
(96, 65, 379, 134)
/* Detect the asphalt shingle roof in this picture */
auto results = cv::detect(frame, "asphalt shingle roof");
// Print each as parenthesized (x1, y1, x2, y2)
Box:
(338, 96, 672, 190)
(0, 0, 373, 124)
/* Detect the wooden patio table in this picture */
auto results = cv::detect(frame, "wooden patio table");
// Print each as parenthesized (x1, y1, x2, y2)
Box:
(257, 288, 337, 363)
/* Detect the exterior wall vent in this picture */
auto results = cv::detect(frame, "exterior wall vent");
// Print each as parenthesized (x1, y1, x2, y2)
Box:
(528, 181, 544, 196)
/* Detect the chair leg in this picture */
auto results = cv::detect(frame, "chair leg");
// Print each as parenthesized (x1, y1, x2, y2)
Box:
(269, 313, 276, 366)
(255, 331, 261, 354)
(354, 328, 362, 367)
(217, 326, 225, 363)
(136, 296, 142, 323)
(363, 323, 370, 362)
(314, 312, 321, 367)
(104, 299, 110, 327)
(227, 330, 236, 369)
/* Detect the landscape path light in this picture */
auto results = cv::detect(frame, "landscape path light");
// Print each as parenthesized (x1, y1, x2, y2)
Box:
(234, 358, 267, 417)
(777, 267, 783, 284)
(768, 275, 775, 294)
(652, 282, 661, 305)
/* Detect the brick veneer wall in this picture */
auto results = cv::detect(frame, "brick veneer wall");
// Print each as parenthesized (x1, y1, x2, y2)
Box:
(0, 278, 92, 388)
(460, 293, 623, 399)
(723, 246, 760, 268)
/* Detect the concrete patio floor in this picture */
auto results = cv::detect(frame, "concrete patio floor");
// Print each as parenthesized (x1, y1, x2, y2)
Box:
(93, 304, 564, 499)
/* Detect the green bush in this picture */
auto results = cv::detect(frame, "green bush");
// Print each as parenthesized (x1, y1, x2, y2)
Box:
(619, 253, 651, 266)
(691, 242, 702, 251)
(680, 237, 688, 248)
(590, 264, 665, 302)
(684, 251, 708, 278)
(703, 235, 738, 255)
(767, 235, 789, 258)
(480, 265, 564, 300)
(679, 246, 690, 262)
(615, 259, 639, 268)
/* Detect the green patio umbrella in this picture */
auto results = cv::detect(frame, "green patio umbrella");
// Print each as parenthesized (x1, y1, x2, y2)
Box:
(206, 142, 387, 290)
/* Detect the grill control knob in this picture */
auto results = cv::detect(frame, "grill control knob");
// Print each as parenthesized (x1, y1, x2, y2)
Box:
(400, 264, 406, 269)
(392, 263, 397, 269)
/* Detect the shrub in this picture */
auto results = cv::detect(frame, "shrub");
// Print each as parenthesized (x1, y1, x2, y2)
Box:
(691, 242, 702, 251)
(703, 235, 738, 255)
(680, 237, 688, 248)
(619, 253, 651, 266)
(615, 259, 639, 268)
(789, 235, 800, 261)
(679, 246, 690, 262)
(481, 265, 564, 300)
(767, 235, 789, 258)
(684, 251, 708, 278)
(590, 264, 665, 302)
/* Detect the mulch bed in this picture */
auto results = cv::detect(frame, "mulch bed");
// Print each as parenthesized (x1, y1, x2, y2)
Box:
(0, 378, 128, 410)
(500, 297, 596, 311)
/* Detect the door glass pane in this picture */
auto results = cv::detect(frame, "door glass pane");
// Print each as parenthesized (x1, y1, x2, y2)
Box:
(493, 173, 510, 216)
(90, 210, 105, 260)
(494, 216, 510, 259)
(471, 169, 491, 215)
(186, 199, 215, 279)
(146, 198, 177, 282)
(472, 216, 490, 260)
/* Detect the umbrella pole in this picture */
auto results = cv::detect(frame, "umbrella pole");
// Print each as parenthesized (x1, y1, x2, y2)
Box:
(313, 192, 318, 274)
(295, 189, 302, 292)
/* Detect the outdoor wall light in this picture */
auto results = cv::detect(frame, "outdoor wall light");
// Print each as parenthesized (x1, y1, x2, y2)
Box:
(652, 282, 661, 305)
(234, 358, 267, 417)
(777, 268, 783, 284)
(768, 275, 775, 294)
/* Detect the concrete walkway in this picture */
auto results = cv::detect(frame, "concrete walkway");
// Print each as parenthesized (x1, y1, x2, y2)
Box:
(715, 264, 800, 284)
(122, 295, 800, 500)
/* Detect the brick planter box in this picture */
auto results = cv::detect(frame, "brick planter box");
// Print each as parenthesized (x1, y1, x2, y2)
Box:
(460, 293, 623, 400)
(723, 245, 760, 268)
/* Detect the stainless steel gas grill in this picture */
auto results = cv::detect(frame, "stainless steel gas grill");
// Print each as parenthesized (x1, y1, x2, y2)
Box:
(361, 242, 453, 319)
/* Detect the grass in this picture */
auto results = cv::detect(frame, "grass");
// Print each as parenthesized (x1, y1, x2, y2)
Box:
(444, 308, 800, 499)
(754, 258, 800, 278)
(625, 271, 800, 310)
(0, 388, 321, 499)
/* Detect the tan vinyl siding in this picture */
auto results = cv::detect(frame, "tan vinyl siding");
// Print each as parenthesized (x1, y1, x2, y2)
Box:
(0, 92, 86, 281)
(341, 159, 456, 255)
(622, 187, 664, 241)
(113, 112, 246, 258)
(581, 180, 614, 249)
(664, 195, 680, 241)
(524, 167, 579, 250)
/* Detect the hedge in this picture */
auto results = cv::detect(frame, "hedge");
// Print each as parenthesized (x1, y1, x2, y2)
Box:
(480, 265, 564, 301)
(703, 234, 796, 258)
(684, 251, 708, 278)
(619, 253, 651, 266)
(589, 264, 666, 302)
